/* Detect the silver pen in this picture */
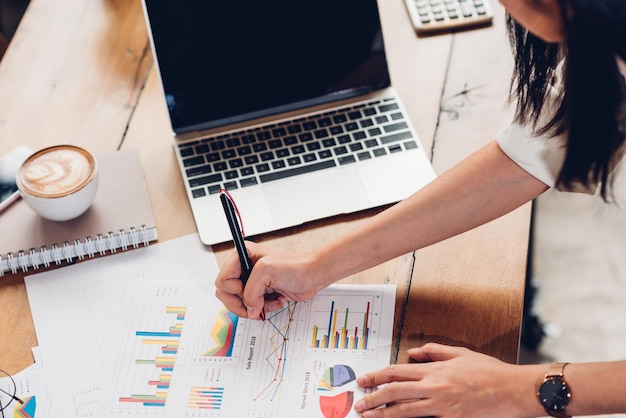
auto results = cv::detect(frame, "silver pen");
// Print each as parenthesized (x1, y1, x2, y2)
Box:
(0, 190, 21, 213)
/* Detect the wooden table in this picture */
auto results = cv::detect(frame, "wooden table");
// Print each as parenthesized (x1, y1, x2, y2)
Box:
(0, 0, 529, 376)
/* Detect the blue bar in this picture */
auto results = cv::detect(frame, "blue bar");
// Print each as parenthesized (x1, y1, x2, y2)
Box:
(326, 300, 335, 348)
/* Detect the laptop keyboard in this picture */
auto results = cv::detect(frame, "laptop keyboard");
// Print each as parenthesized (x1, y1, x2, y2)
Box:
(178, 98, 419, 199)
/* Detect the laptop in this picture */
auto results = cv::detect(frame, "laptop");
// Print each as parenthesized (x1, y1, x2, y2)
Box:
(141, 0, 436, 245)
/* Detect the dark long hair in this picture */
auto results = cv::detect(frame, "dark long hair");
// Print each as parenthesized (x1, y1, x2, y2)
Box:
(507, 0, 626, 200)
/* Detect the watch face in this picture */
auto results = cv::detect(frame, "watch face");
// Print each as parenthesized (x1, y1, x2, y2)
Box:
(539, 377, 571, 412)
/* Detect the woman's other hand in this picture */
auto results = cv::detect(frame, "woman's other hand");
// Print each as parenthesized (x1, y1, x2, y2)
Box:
(354, 342, 543, 418)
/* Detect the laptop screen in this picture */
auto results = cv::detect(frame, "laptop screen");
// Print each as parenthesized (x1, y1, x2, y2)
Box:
(143, 0, 391, 134)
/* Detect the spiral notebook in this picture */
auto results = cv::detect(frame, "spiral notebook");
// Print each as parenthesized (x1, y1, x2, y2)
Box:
(0, 148, 158, 276)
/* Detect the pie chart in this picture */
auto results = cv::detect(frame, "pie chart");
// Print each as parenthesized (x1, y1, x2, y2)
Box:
(318, 365, 356, 418)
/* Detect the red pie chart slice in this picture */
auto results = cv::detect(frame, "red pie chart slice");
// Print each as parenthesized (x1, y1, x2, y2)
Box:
(319, 391, 354, 418)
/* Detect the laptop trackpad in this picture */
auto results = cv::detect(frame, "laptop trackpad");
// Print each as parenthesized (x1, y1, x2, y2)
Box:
(264, 168, 370, 228)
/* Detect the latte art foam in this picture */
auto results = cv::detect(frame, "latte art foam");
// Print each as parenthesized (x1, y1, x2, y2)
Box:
(18, 147, 95, 198)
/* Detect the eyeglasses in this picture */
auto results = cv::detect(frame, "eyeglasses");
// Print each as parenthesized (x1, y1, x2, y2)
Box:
(0, 369, 24, 418)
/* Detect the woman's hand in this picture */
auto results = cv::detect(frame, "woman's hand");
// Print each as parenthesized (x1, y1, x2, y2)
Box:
(215, 241, 330, 319)
(354, 343, 542, 418)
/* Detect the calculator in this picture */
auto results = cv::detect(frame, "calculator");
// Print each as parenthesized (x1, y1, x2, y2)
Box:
(404, 0, 493, 34)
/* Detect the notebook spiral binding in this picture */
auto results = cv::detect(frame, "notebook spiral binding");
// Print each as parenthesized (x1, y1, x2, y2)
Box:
(0, 225, 153, 277)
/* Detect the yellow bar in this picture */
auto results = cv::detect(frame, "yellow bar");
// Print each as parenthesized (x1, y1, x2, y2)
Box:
(311, 325, 318, 347)
(143, 339, 180, 346)
(331, 309, 338, 347)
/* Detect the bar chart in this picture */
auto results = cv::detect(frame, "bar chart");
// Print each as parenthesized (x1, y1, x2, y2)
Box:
(116, 305, 186, 408)
(187, 386, 225, 410)
(307, 295, 378, 352)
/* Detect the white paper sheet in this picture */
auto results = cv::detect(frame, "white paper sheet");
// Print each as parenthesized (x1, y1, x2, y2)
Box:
(100, 280, 395, 417)
(25, 234, 217, 417)
(25, 234, 396, 417)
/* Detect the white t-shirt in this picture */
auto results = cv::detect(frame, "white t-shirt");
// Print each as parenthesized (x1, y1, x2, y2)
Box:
(496, 58, 626, 194)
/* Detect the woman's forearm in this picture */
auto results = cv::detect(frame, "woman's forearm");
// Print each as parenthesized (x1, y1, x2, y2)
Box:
(565, 360, 626, 416)
(311, 140, 549, 285)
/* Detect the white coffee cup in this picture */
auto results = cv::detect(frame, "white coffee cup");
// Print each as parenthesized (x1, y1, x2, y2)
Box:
(16, 145, 99, 221)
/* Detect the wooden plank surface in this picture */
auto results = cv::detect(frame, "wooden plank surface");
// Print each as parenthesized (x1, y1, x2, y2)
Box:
(0, 0, 528, 376)
(0, 0, 150, 156)
(398, 2, 528, 364)
(0, 0, 151, 375)
(401, 205, 529, 364)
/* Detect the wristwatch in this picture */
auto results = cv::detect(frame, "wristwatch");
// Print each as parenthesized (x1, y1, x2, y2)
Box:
(537, 362, 572, 417)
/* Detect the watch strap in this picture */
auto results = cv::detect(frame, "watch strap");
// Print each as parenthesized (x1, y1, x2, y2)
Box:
(546, 362, 569, 379)
(549, 408, 570, 418)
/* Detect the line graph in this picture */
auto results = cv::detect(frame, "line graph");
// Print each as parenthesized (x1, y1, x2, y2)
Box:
(252, 302, 297, 402)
